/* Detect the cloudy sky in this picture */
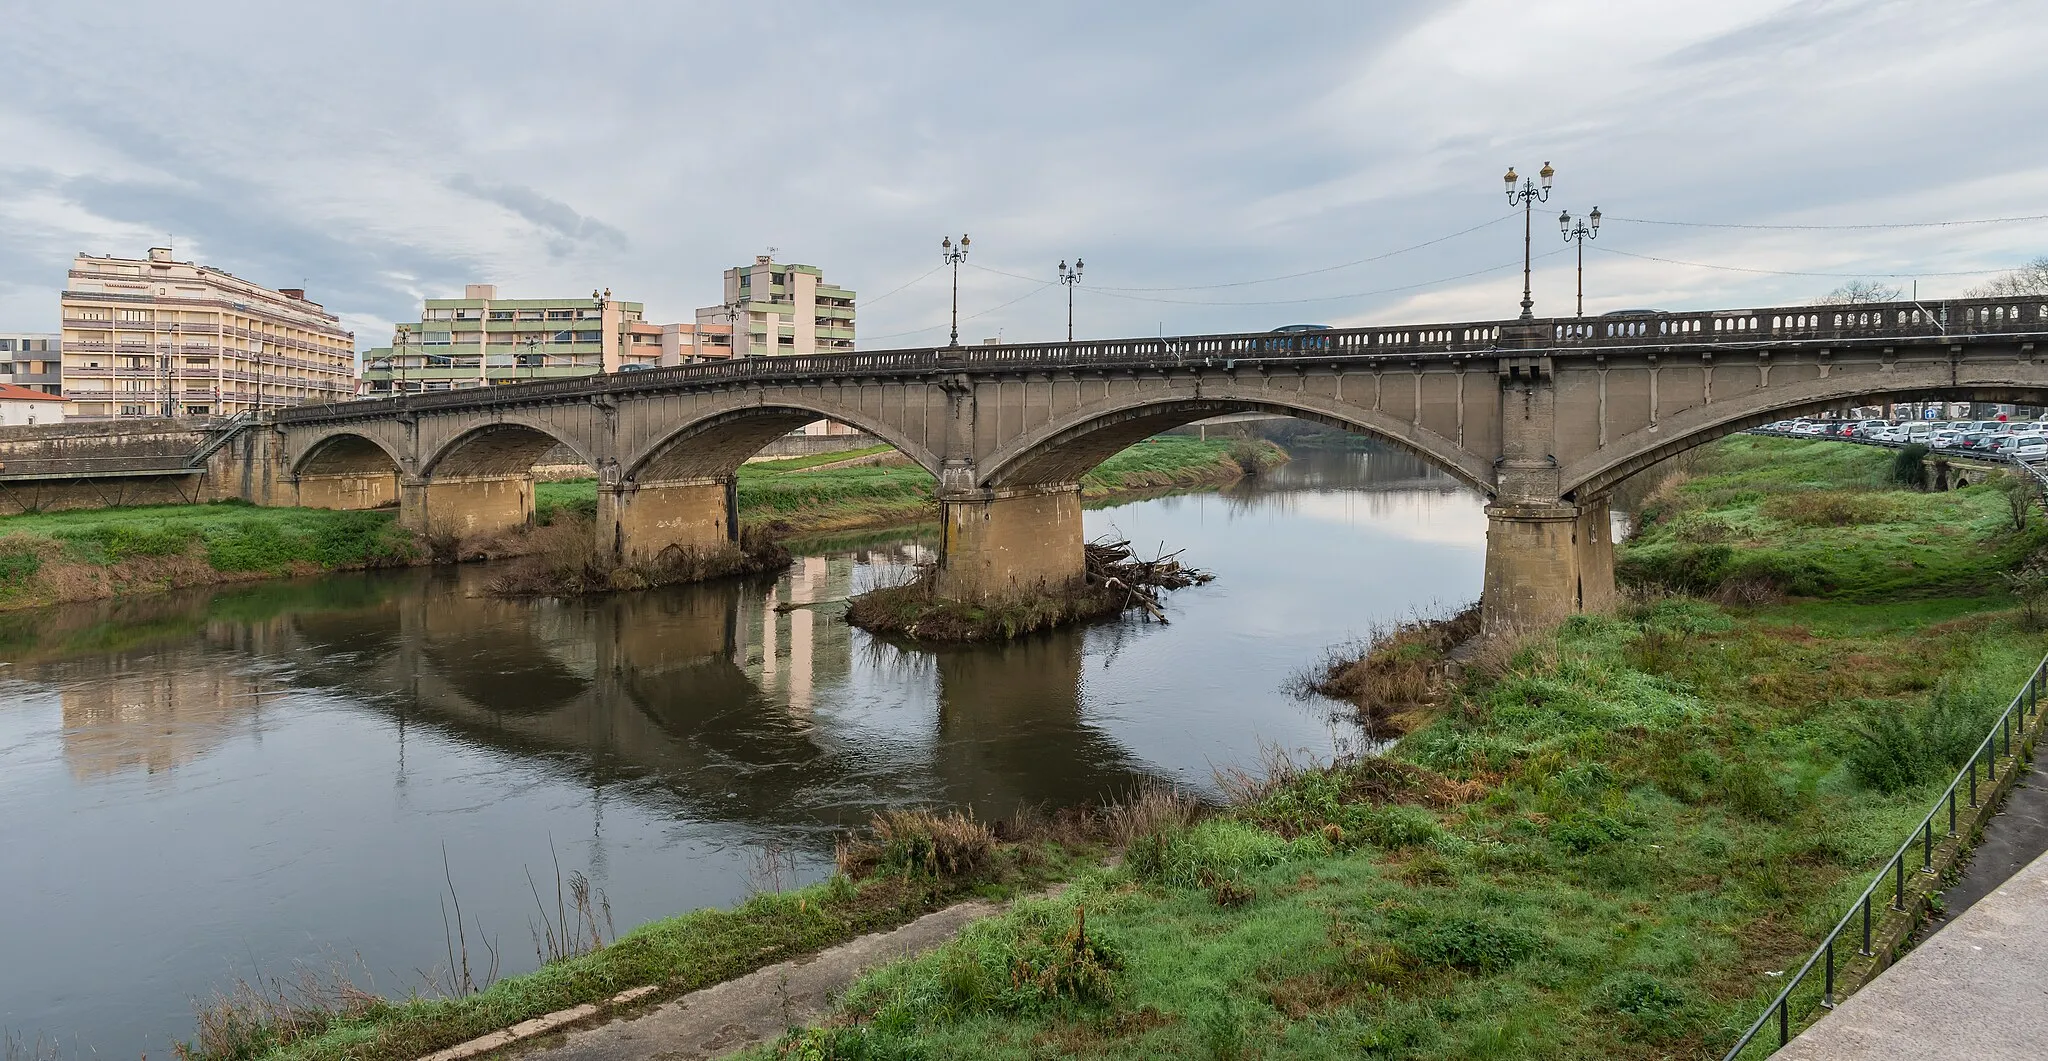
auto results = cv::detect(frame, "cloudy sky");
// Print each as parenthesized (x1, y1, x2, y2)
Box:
(4, 0, 2045, 352)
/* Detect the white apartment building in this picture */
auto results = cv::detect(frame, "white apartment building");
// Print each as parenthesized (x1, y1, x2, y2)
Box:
(60, 248, 356, 418)
(695, 256, 855, 357)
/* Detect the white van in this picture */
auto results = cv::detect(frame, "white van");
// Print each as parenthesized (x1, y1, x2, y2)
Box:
(1905, 423, 1935, 443)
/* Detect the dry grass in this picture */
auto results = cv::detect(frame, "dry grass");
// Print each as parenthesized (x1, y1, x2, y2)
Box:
(835, 809, 998, 880)
(1758, 489, 1896, 527)
(176, 961, 385, 1061)
(1296, 605, 1480, 733)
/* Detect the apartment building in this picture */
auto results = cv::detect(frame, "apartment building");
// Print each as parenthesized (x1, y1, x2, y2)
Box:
(695, 256, 855, 357)
(59, 248, 356, 418)
(359, 286, 736, 395)
(0, 333, 62, 395)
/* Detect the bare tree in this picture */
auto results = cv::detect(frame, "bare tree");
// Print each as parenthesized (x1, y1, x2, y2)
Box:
(1967, 257, 2048, 298)
(1819, 279, 1903, 304)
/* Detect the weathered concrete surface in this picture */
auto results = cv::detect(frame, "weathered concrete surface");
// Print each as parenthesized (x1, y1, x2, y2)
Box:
(1931, 757, 2048, 929)
(1775, 848, 2048, 1061)
(404, 475, 533, 538)
(294, 470, 398, 510)
(507, 899, 1000, 1061)
(935, 487, 1084, 599)
(598, 479, 732, 563)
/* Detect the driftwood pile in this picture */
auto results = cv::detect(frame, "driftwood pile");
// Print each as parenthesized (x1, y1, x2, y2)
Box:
(1085, 537, 1213, 622)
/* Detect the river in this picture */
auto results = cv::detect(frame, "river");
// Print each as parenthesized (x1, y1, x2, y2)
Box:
(0, 447, 1485, 1054)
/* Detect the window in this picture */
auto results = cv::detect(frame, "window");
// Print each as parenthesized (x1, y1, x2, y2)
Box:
(0, 364, 11, 375)
(489, 311, 513, 320)
(546, 309, 574, 320)
(120, 404, 148, 416)
(118, 309, 151, 322)
(0, 340, 12, 351)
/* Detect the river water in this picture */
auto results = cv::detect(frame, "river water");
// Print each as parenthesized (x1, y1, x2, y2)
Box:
(0, 448, 1485, 1054)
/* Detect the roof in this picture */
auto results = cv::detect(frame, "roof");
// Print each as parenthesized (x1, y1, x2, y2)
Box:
(0, 383, 66, 401)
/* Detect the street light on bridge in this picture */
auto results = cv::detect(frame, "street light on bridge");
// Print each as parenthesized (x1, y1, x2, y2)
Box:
(1559, 206, 1600, 318)
(1502, 161, 1554, 320)
(1058, 258, 1084, 342)
(941, 234, 970, 347)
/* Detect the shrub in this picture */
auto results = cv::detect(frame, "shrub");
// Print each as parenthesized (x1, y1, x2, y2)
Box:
(836, 809, 995, 880)
(1759, 490, 1892, 527)
(1847, 703, 1927, 794)
(1391, 910, 1540, 972)
(1720, 760, 1794, 821)
(1891, 444, 1929, 489)
(1846, 680, 2003, 794)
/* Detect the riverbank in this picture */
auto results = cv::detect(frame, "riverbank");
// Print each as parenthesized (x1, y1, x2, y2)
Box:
(724, 436, 2048, 1059)
(0, 437, 1282, 612)
(0, 501, 419, 611)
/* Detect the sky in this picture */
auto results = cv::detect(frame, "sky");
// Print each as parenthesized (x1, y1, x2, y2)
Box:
(3, 0, 2047, 353)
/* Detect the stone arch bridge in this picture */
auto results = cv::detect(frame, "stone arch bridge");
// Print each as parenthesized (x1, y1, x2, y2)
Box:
(254, 297, 2048, 629)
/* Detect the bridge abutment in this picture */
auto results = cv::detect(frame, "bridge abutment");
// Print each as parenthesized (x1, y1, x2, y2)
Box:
(1481, 497, 1614, 633)
(599, 477, 735, 563)
(400, 474, 534, 540)
(935, 486, 1086, 600)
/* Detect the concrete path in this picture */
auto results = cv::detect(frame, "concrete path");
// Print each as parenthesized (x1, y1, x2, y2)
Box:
(1775, 847, 2048, 1060)
(1929, 755, 2048, 930)
(499, 898, 999, 1061)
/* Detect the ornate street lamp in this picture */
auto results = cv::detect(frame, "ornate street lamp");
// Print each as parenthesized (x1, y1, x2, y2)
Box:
(941, 234, 971, 347)
(394, 324, 411, 399)
(1058, 258, 1084, 342)
(1502, 161, 1555, 320)
(1559, 206, 1601, 318)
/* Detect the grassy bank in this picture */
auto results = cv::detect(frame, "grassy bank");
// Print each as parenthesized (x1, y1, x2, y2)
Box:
(734, 436, 2048, 1059)
(0, 502, 417, 611)
(535, 436, 1287, 536)
(178, 810, 1129, 1061)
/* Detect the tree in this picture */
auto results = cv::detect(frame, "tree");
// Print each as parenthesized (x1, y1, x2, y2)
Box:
(1819, 279, 1903, 304)
(1967, 257, 2048, 298)
(1999, 470, 2037, 532)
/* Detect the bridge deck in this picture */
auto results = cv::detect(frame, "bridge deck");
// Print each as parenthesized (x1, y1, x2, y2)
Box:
(1775, 846, 2048, 1060)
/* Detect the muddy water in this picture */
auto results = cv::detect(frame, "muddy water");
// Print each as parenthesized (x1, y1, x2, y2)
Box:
(0, 448, 1484, 1054)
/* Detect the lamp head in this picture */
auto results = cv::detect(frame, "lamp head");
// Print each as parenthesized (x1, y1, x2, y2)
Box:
(1559, 209, 1571, 237)
(1503, 166, 1518, 189)
(960, 234, 970, 250)
(1075, 257, 1083, 273)
(1589, 206, 1601, 234)
(1539, 161, 1554, 190)
(1058, 259, 1067, 272)
(942, 236, 951, 250)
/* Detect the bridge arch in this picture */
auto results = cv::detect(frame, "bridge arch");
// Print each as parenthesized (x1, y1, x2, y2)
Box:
(420, 417, 599, 480)
(975, 393, 1496, 494)
(1561, 377, 2048, 500)
(291, 428, 404, 478)
(622, 403, 943, 484)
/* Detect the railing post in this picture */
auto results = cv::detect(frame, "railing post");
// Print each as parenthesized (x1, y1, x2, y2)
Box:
(1860, 892, 1872, 955)
(1949, 788, 1958, 836)
(1971, 752, 1980, 806)
(1778, 996, 1790, 1045)
(1894, 855, 1905, 911)
(1823, 938, 1836, 1008)
(1923, 818, 1933, 870)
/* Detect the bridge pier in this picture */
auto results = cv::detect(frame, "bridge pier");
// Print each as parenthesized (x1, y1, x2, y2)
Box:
(934, 485, 1085, 600)
(400, 474, 534, 539)
(293, 471, 397, 511)
(1481, 496, 1614, 633)
(598, 477, 735, 563)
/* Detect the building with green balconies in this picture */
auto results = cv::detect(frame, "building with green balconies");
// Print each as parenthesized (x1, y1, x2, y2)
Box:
(695, 256, 855, 357)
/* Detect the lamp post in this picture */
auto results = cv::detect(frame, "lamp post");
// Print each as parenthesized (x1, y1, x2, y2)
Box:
(394, 324, 410, 399)
(591, 287, 612, 373)
(1558, 206, 1600, 318)
(1058, 258, 1084, 342)
(721, 297, 747, 357)
(941, 234, 970, 347)
(1501, 161, 1555, 320)
(524, 335, 542, 382)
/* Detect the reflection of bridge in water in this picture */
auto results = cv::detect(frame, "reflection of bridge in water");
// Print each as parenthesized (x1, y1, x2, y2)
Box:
(15, 555, 1172, 835)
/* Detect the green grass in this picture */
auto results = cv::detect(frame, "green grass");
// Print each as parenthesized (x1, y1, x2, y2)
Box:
(732, 435, 2048, 1060)
(0, 502, 417, 606)
(1620, 435, 2046, 600)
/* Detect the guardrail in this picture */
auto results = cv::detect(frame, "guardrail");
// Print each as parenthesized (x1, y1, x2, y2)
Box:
(1721, 625, 2048, 1054)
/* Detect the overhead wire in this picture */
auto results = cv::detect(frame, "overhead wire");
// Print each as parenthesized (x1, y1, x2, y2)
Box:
(855, 263, 945, 307)
(860, 278, 1056, 342)
(1588, 245, 2016, 279)
(1074, 249, 1570, 307)
(961, 213, 1519, 294)
(1606, 212, 2048, 232)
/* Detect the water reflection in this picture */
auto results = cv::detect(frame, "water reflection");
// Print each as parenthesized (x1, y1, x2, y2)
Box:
(0, 448, 1488, 1056)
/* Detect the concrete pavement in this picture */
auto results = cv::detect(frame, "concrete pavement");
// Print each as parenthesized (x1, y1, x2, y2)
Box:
(1774, 846, 2048, 1060)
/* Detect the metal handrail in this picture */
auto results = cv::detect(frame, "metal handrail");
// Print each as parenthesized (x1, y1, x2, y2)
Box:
(1721, 653, 2048, 1057)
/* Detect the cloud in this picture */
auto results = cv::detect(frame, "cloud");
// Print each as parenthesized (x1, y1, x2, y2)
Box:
(0, 1, 2045, 347)
(443, 174, 628, 255)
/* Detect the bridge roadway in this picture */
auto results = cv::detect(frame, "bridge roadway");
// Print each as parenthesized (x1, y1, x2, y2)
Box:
(256, 297, 2048, 630)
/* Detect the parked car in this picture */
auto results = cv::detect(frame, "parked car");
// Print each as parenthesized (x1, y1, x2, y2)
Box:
(2008, 435, 2048, 460)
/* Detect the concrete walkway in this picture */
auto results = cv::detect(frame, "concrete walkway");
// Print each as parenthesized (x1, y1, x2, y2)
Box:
(498, 898, 999, 1061)
(1774, 846, 2048, 1060)
(1930, 755, 2048, 929)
